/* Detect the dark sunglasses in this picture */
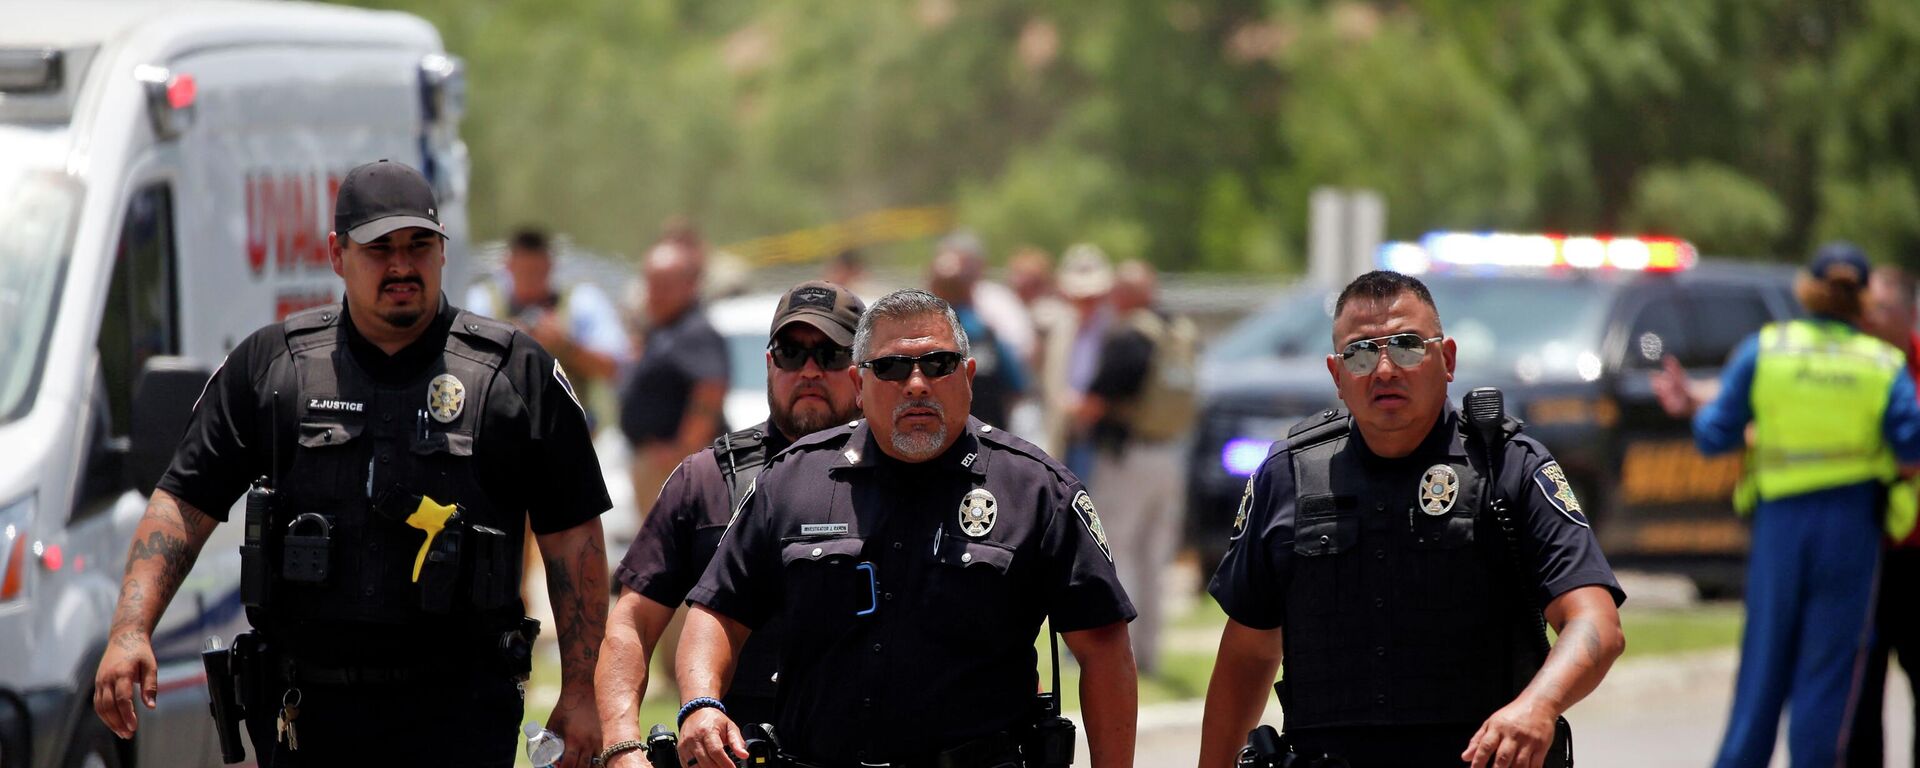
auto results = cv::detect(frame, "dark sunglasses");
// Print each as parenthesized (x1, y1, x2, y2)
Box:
(769, 341, 854, 371)
(1336, 333, 1444, 376)
(859, 351, 966, 382)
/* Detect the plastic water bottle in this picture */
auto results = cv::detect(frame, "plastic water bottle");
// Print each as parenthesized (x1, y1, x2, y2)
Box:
(524, 722, 564, 767)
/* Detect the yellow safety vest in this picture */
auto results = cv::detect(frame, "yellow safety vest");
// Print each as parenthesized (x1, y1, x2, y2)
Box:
(1744, 319, 1903, 506)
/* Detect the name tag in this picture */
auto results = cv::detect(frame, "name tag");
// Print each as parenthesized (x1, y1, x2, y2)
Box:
(308, 398, 365, 413)
(800, 523, 850, 536)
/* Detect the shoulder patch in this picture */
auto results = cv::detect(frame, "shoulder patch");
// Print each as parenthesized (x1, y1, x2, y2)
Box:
(1532, 461, 1589, 527)
(1230, 475, 1255, 541)
(1072, 490, 1113, 562)
(553, 361, 584, 413)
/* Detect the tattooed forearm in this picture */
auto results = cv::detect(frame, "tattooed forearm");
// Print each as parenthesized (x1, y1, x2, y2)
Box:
(542, 522, 609, 692)
(1517, 590, 1626, 715)
(109, 491, 219, 640)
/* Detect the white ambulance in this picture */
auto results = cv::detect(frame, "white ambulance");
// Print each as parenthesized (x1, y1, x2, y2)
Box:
(0, 2, 468, 765)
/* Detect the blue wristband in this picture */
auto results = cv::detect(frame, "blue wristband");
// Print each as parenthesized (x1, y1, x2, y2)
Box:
(677, 697, 726, 728)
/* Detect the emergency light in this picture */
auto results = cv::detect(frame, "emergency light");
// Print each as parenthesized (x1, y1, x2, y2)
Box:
(134, 64, 196, 139)
(1378, 232, 1697, 275)
(1222, 438, 1271, 477)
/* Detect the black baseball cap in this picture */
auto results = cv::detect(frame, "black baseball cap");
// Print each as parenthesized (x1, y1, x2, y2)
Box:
(770, 281, 865, 347)
(333, 160, 446, 243)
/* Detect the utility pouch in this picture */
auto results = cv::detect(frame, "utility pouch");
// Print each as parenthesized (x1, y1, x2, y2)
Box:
(468, 524, 515, 611)
(419, 524, 465, 614)
(281, 513, 332, 584)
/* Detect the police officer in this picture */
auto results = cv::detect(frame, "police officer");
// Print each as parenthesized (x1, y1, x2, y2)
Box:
(592, 281, 865, 767)
(1654, 244, 1920, 767)
(92, 161, 611, 767)
(1199, 271, 1627, 768)
(676, 289, 1139, 768)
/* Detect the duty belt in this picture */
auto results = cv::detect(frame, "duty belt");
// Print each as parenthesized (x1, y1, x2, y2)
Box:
(784, 730, 1023, 768)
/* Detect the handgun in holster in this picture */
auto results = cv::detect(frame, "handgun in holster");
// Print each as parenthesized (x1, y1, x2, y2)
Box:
(499, 616, 541, 678)
(740, 722, 780, 767)
(643, 723, 680, 768)
(203, 631, 264, 764)
(1236, 725, 1352, 768)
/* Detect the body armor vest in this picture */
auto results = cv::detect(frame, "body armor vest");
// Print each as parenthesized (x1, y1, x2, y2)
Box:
(1279, 410, 1539, 729)
(711, 424, 785, 705)
(254, 305, 522, 645)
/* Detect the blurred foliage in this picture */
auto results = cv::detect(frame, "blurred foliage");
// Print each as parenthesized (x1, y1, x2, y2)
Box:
(349, 0, 1920, 270)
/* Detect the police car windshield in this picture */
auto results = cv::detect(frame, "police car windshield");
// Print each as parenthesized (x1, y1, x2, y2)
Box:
(1428, 276, 1616, 384)
(1211, 275, 1616, 385)
(0, 139, 82, 425)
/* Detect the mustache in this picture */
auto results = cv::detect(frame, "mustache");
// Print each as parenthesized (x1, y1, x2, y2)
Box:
(381, 276, 425, 290)
(787, 380, 829, 399)
(892, 398, 943, 421)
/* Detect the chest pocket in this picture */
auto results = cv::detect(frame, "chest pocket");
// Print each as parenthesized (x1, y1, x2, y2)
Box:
(292, 418, 367, 502)
(779, 537, 871, 631)
(1292, 495, 1357, 557)
(923, 539, 1017, 642)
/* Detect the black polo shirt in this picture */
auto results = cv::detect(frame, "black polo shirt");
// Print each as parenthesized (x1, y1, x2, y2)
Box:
(619, 304, 729, 445)
(157, 296, 610, 534)
(688, 418, 1134, 763)
(615, 422, 789, 710)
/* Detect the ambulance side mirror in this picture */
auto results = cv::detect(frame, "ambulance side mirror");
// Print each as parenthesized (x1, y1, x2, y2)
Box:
(127, 357, 211, 497)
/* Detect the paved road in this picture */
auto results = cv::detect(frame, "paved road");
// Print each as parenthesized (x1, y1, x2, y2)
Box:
(1128, 648, 1915, 766)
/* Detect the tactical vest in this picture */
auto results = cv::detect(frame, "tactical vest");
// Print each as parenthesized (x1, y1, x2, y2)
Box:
(715, 426, 771, 512)
(1279, 411, 1540, 729)
(1111, 309, 1199, 442)
(709, 425, 785, 704)
(1747, 319, 1903, 501)
(255, 305, 522, 642)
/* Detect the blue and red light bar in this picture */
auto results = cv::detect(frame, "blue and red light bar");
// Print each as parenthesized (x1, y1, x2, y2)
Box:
(1378, 232, 1698, 275)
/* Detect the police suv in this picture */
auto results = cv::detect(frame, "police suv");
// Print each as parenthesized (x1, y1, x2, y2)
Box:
(0, 3, 468, 765)
(1189, 233, 1800, 594)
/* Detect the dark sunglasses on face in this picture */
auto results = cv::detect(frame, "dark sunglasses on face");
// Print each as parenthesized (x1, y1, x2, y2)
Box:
(859, 351, 966, 382)
(769, 341, 855, 371)
(1337, 333, 1444, 376)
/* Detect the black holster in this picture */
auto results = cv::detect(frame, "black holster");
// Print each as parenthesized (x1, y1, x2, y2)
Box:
(203, 631, 267, 764)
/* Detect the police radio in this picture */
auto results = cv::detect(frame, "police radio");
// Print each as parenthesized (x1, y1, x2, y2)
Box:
(239, 392, 282, 609)
(1462, 387, 1575, 768)
(1025, 628, 1075, 768)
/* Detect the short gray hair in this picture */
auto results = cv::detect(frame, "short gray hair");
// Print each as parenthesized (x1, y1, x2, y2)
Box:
(854, 289, 971, 362)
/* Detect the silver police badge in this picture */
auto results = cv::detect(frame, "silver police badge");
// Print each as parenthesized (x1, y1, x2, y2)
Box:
(959, 488, 997, 537)
(428, 373, 465, 423)
(1419, 464, 1460, 516)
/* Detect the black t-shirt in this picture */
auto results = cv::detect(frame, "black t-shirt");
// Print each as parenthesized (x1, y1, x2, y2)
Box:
(1087, 311, 1157, 449)
(1209, 409, 1625, 630)
(619, 306, 729, 445)
(688, 418, 1134, 763)
(157, 298, 610, 534)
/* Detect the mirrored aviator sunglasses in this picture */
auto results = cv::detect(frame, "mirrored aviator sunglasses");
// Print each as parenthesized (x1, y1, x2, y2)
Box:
(860, 351, 965, 382)
(769, 341, 854, 371)
(1338, 333, 1443, 376)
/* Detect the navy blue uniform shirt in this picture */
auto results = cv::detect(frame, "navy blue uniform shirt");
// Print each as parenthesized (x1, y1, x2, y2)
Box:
(1210, 408, 1625, 631)
(615, 423, 789, 709)
(688, 417, 1134, 763)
